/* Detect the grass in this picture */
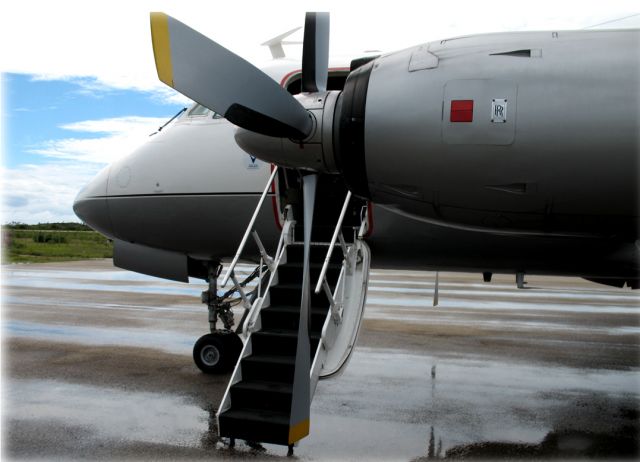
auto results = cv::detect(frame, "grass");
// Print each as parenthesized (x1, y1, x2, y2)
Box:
(2, 227, 113, 263)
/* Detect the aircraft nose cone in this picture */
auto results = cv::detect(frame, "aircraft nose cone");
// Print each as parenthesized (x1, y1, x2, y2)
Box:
(73, 166, 115, 238)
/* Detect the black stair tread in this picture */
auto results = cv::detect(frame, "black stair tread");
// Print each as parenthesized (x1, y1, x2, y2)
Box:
(256, 327, 321, 337)
(219, 407, 290, 426)
(242, 354, 296, 365)
(262, 305, 328, 315)
(231, 379, 293, 394)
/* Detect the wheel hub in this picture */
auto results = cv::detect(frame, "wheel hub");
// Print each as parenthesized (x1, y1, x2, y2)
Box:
(201, 344, 220, 366)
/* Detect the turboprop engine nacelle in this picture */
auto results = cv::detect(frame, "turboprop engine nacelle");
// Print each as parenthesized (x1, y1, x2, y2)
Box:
(242, 30, 640, 238)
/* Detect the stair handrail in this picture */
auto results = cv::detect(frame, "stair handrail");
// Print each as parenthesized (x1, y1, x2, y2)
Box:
(218, 206, 294, 419)
(314, 190, 352, 295)
(243, 207, 294, 334)
(221, 166, 278, 287)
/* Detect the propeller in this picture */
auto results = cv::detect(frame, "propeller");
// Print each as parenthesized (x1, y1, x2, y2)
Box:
(150, 12, 313, 139)
(150, 11, 346, 172)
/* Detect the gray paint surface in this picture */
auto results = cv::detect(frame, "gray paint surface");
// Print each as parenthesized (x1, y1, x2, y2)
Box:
(364, 30, 639, 236)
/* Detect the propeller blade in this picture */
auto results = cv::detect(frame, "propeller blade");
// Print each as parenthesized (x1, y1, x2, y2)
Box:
(301, 173, 318, 334)
(301, 12, 330, 92)
(150, 12, 313, 139)
(288, 173, 317, 443)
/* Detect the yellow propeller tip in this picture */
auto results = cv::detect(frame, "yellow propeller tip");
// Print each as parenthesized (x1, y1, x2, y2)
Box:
(150, 12, 174, 87)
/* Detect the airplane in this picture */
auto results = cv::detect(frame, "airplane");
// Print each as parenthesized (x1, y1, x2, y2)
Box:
(73, 11, 639, 452)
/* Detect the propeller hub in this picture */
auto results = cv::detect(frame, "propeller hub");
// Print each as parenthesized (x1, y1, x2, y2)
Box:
(235, 91, 340, 173)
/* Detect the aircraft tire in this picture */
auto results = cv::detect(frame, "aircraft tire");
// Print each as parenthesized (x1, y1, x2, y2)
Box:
(193, 333, 229, 374)
(193, 332, 243, 374)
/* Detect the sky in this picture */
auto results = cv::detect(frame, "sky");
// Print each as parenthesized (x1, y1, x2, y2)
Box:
(1, 0, 638, 224)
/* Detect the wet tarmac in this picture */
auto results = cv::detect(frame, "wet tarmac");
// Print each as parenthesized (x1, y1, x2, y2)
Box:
(2, 260, 639, 460)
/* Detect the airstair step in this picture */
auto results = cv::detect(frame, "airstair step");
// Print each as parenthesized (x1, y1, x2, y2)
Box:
(230, 380, 293, 413)
(260, 305, 329, 332)
(252, 329, 320, 356)
(232, 379, 293, 394)
(240, 354, 296, 382)
(269, 283, 332, 307)
(218, 407, 290, 445)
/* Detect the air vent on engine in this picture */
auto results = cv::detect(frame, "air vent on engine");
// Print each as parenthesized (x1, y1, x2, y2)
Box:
(490, 49, 542, 58)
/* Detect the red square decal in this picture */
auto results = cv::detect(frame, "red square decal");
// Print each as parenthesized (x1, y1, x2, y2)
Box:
(450, 100, 474, 122)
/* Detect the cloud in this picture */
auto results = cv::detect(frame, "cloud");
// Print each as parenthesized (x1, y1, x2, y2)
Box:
(28, 116, 168, 164)
(2, 0, 637, 98)
(2, 162, 98, 223)
(29, 74, 192, 106)
(60, 116, 168, 135)
(3, 115, 172, 223)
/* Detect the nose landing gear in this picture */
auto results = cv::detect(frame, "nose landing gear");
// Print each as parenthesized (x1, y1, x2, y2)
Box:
(193, 263, 242, 374)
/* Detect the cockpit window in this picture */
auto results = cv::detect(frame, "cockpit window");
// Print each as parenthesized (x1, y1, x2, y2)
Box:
(188, 103, 225, 120)
(189, 104, 210, 117)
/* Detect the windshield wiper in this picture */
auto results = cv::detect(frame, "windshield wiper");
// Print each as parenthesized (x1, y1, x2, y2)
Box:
(150, 107, 187, 136)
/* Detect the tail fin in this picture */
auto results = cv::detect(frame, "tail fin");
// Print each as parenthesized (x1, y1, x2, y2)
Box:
(261, 27, 302, 59)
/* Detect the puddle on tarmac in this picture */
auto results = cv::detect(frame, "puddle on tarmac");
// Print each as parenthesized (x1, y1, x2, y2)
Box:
(5, 379, 208, 448)
(5, 349, 638, 460)
(300, 348, 640, 460)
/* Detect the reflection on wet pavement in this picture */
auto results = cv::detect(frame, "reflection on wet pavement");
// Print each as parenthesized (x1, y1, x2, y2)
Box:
(6, 380, 207, 447)
(6, 319, 195, 355)
(2, 260, 639, 459)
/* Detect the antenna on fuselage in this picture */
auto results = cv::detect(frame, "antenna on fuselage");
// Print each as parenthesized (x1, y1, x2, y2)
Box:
(261, 26, 302, 59)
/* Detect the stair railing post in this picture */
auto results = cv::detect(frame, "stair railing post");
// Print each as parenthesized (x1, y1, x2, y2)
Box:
(230, 271, 251, 310)
(221, 166, 278, 288)
(257, 257, 263, 299)
(251, 230, 274, 272)
(323, 278, 341, 323)
(314, 191, 352, 294)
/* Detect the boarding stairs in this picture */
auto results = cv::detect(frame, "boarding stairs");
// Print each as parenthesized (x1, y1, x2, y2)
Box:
(217, 168, 370, 448)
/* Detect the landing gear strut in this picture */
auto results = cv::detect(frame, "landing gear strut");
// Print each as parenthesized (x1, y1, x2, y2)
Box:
(193, 263, 242, 374)
(202, 263, 234, 332)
